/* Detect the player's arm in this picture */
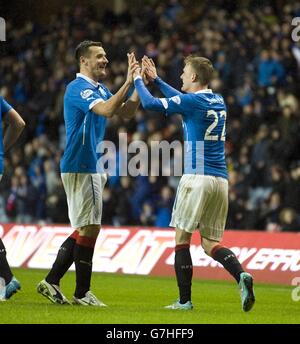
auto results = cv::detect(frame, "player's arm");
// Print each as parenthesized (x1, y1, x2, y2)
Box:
(91, 53, 139, 118)
(112, 55, 153, 119)
(142, 56, 182, 97)
(3, 108, 26, 152)
(134, 73, 194, 115)
(134, 75, 166, 112)
(113, 88, 140, 119)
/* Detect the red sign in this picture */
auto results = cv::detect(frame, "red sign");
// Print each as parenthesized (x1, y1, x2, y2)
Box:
(1, 224, 299, 285)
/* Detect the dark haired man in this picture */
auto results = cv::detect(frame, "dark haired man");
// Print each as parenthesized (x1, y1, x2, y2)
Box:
(37, 41, 140, 306)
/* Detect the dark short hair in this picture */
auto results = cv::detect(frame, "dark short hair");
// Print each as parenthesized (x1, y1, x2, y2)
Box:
(184, 55, 214, 85)
(75, 40, 102, 64)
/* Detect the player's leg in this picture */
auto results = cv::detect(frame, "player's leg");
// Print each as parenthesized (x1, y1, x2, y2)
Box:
(37, 228, 78, 304)
(69, 173, 107, 306)
(0, 238, 21, 301)
(45, 229, 78, 285)
(165, 175, 201, 310)
(202, 237, 255, 311)
(45, 173, 79, 285)
(165, 228, 193, 310)
(202, 237, 244, 283)
(0, 173, 21, 301)
(73, 225, 99, 300)
(37, 173, 82, 304)
(0, 238, 13, 287)
(175, 228, 193, 303)
(72, 224, 106, 306)
(200, 176, 244, 283)
(200, 177, 255, 312)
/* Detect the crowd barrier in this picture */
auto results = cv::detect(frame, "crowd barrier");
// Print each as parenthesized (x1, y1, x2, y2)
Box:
(1, 224, 299, 285)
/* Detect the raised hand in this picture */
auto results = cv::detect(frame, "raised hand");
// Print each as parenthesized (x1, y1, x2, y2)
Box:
(126, 52, 140, 84)
(142, 55, 158, 82)
(141, 62, 150, 85)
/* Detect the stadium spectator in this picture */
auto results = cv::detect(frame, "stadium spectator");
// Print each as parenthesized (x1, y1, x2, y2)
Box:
(257, 50, 285, 87)
(140, 202, 156, 226)
(279, 208, 300, 232)
(155, 185, 174, 227)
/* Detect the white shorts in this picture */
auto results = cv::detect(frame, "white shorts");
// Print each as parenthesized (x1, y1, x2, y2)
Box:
(61, 173, 107, 229)
(170, 174, 228, 241)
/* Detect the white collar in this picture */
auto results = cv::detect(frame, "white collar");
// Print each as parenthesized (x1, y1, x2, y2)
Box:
(195, 89, 213, 94)
(76, 73, 100, 88)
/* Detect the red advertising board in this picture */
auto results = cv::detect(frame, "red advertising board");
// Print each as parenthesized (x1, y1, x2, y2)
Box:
(1, 224, 299, 285)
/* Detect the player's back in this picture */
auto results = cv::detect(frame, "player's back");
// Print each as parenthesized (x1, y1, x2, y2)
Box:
(179, 90, 227, 179)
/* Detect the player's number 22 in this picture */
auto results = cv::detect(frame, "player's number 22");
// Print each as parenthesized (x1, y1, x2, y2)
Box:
(204, 110, 226, 141)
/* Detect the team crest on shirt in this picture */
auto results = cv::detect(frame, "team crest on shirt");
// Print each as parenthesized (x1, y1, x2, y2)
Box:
(170, 95, 181, 104)
(80, 89, 94, 99)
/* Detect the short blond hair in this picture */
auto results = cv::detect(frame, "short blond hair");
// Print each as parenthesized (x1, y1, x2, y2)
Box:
(184, 55, 214, 86)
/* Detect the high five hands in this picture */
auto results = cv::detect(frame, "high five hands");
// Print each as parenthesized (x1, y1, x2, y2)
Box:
(128, 53, 156, 84)
(126, 52, 140, 84)
(141, 56, 157, 82)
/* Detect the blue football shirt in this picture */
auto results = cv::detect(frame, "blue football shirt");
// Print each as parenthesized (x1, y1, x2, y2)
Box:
(134, 77, 228, 179)
(60, 73, 112, 173)
(0, 96, 13, 173)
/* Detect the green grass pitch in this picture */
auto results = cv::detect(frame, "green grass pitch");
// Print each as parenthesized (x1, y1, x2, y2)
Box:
(0, 268, 299, 324)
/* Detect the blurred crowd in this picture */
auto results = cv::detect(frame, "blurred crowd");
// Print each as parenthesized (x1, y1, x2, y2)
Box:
(0, 0, 300, 231)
